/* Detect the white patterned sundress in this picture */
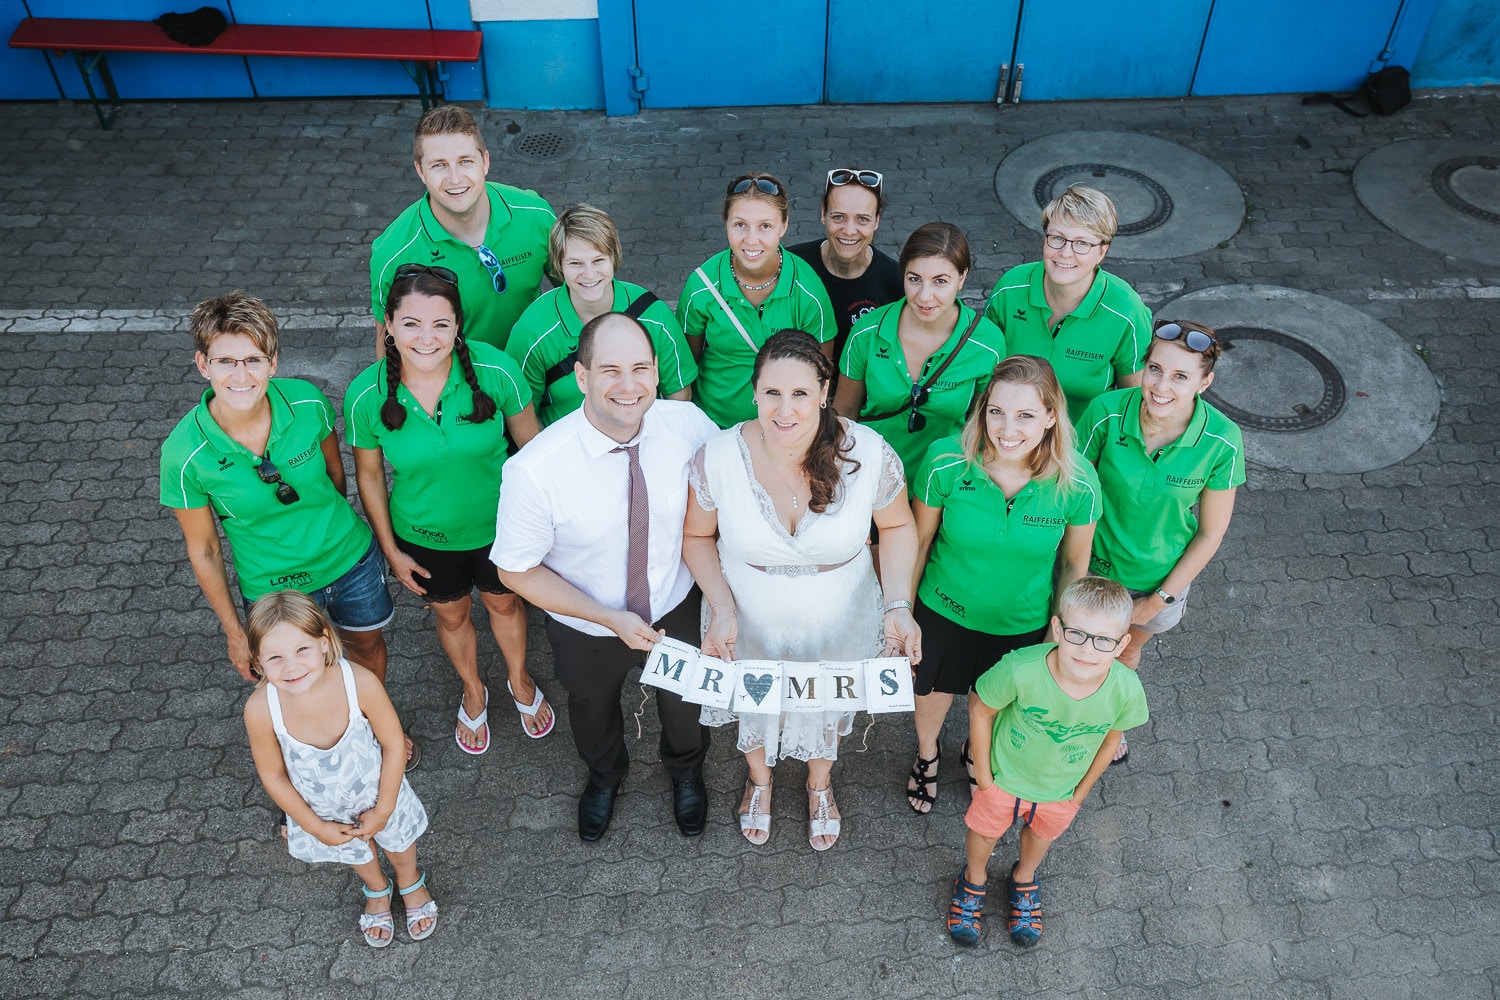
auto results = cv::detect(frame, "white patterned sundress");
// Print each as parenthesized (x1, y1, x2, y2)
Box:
(266, 659, 428, 865)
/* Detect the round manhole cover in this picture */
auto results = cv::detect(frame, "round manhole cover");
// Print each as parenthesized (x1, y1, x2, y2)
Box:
(1354, 139, 1500, 267)
(510, 129, 575, 161)
(994, 131, 1242, 259)
(1430, 156, 1500, 225)
(1159, 285, 1439, 473)
(1033, 164, 1174, 236)
(1203, 327, 1346, 432)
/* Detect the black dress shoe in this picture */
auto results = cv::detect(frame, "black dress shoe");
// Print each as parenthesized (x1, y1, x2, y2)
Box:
(578, 783, 618, 842)
(672, 777, 708, 836)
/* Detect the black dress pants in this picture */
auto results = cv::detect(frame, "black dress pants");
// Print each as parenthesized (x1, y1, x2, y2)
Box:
(545, 588, 710, 790)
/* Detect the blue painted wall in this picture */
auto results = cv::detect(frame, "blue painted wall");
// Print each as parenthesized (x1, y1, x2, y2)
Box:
(1412, 0, 1500, 87)
(481, 19, 603, 110)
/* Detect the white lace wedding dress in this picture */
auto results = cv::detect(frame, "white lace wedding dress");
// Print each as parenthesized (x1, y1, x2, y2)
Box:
(690, 419, 905, 763)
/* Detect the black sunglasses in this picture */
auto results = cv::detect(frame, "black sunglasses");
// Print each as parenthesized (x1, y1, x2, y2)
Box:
(394, 263, 460, 285)
(255, 458, 300, 506)
(728, 176, 784, 197)
(907, 383, 930, 434)
(1154, 321, 1215, 354)
(827, 168, 883, 190)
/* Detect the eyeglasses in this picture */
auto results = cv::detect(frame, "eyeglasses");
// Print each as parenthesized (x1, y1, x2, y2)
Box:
(1059, 623, 1123, 653)
(1044, 232, 1105, 255)
(394, 263, 459, 285)
(255, 457, 300, 506)
(1154, 321, 1216, 354)
(206, 355, 272, 375)
(728, 176, 784, 197)
(827, 168, 883, 190)
(475, 245, 508, 294)
(907, 383, 930, 434)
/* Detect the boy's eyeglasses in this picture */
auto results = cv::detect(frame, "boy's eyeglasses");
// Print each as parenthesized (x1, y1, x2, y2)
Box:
(1059, 623, 1123, 653)
(827, 168, 883, 190)
(206, 355, 272, 375)
(394, 263, 460, 285)
(728, 176, 784, 197)
(255, 458, 300, 506)
(1154, 321, 1216, 354)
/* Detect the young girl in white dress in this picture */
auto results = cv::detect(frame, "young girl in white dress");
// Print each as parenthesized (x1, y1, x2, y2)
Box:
(684, 330, 923, 851)
(242, 591, 436, 947)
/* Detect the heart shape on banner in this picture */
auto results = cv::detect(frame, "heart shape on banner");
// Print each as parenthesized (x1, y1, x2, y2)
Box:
(742, 673, 775, 705)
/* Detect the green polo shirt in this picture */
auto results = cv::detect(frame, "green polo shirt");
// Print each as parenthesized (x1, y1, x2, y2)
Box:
(983, 261, 1151, 425)
(371, 181, 556, 350)
(915, 437, 1102, 635)
(1078, 388, 1246, 591)
(506, 280, 697, 426)
(839, 301, 1006, 478)
(159, 379, 372, 600)
(976, 643, 1149, 802)
(676, 248, 836, 428)
(345, 342, 530, 551)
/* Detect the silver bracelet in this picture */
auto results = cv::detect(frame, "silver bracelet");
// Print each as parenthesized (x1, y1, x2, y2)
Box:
(710, 602, 736, 615)
(882, 600, 912, 614)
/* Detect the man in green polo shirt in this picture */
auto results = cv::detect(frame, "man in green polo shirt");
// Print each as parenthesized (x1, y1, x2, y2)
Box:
(370, 105, 555, 354)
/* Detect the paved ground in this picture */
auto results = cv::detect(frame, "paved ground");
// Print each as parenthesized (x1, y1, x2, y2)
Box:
(1, 88, 1498, 999)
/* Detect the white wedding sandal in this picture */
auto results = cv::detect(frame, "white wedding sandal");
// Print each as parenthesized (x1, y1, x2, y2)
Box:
(807, 783, 841, 852)
(739, 778, 772, 846)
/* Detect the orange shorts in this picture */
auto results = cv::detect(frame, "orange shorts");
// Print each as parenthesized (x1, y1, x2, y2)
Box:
(964, 783, 1081, 841)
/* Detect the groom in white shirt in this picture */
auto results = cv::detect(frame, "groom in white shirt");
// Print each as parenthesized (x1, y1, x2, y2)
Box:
(494, 312, 719, 841)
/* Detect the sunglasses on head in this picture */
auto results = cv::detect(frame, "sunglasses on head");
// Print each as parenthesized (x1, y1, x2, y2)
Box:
(827, 168, 883, 190)
(1154, 321, 1215, 354)
(394, 263, 460, 285)
(729, 176, 784, 197)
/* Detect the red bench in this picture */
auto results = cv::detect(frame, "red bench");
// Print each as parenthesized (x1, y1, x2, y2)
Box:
(9, 17, 483, 128)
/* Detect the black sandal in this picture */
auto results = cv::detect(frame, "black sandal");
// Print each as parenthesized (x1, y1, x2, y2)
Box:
(906, 740, 941, 814)
(960, 740, 978, 793)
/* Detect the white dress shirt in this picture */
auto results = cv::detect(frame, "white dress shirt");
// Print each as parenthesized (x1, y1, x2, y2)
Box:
(492, 400, 718, 637)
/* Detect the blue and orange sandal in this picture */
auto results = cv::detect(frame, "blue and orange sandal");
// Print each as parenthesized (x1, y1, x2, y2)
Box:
(1007, 866, 1042, 947)
(947, 870, 986, 946)
(359, 878, 395, 949)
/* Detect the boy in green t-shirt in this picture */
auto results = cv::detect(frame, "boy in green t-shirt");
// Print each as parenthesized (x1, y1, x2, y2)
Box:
(947, 577, 1148, 948)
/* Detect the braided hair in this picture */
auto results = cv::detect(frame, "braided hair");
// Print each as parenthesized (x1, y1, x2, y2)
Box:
(379, 269, 496, 430)
(752, 329, 858, 513)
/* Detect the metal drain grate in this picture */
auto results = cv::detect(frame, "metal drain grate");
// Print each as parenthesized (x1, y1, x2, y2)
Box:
(513, 131, 568, 159)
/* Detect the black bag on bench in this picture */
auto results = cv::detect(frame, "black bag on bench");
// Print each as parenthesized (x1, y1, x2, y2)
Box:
(154, 7, 229, 47)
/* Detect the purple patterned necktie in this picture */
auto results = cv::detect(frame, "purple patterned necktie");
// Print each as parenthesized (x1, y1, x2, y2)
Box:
(614, 443, 652, 623)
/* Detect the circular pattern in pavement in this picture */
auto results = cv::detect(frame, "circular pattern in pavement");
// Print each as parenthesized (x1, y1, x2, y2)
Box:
(995, 131, 1243, 259)
(1159, 285, 1440, 474)
(1353, 139, 1500, 266)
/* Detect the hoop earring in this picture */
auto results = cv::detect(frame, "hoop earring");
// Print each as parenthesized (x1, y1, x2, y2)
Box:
(384, 334, 396, 348)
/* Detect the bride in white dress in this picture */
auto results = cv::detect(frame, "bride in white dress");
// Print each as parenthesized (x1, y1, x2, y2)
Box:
(683, 330, 922, 850)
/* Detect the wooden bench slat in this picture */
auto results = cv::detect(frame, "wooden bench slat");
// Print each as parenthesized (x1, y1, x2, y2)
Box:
(9, 18, 481, 63)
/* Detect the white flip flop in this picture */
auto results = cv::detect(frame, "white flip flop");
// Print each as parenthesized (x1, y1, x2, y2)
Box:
(507, 679, 555, 739)
(454, 689, 489, 756)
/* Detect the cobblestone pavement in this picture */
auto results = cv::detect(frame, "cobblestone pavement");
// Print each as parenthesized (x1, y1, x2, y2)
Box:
(1, 89, 1498, 999)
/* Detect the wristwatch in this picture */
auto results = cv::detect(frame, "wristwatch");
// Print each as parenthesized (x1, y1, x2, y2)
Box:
(1155, 588, 1176, 605)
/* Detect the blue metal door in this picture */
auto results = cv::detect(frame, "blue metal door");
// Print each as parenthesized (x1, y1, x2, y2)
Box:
(1010, 0, 1213, 101)
(826, 0, 1021, 103)
(631, 0, 827, 108)
(1193, 0, 1407, 94)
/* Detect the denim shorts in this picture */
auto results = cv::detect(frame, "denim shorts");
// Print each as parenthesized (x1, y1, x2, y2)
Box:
(244, 540, 395, 632)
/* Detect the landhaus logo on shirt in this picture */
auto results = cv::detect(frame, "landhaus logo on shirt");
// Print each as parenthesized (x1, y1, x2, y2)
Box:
(411, 526, 450, 543)
(1022, 513, 1065, 528)
(270, 570, 314, 588)
(1165, 474, 1207, 489)
(1064, 347, 1105, 362)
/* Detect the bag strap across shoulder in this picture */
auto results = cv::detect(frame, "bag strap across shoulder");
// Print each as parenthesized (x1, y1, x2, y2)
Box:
(862, 308, 984, 423)
(542, 289, 662, 390)
(695, 266, 761, 353)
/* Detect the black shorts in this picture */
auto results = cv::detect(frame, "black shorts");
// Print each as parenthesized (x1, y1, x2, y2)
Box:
(394, 537, 509, 603)
(912, 598, 1047, 696)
